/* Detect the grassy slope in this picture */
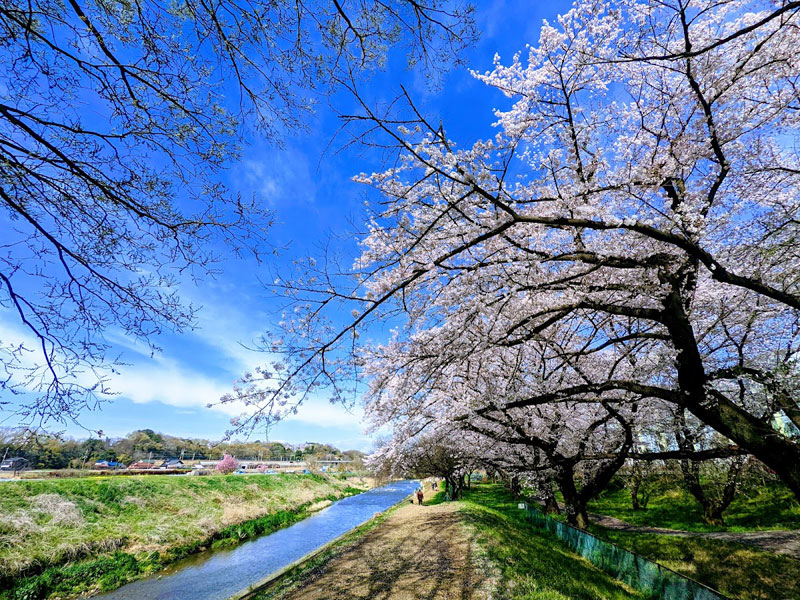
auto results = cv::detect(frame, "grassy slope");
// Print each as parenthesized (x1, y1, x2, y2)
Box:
(587, 482, 800, 532)
(458, 485, 644, 600)
(0, 473, 361, 599)
(595, 527, 800, 600)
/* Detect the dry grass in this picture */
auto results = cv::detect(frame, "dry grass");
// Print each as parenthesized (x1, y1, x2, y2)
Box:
(31, 494, 84, 526)
(222, 502, 269, 526)
(120, 495, 146, 507)
(308, 500, 333, 512)
(2, 511, 41, 534)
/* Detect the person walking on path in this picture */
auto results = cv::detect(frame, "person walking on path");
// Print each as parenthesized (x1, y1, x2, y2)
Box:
(416, 488, 424, 505)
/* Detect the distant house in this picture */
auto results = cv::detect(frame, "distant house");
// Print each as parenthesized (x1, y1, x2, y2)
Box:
(128, 461, 156, 470)
(0, 457, 27, 472)
(159, 459, 185, 469)
(94, 460, 123, 469)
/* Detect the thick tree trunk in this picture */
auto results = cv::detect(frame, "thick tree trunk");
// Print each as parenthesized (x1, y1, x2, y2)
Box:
(573, 508, 590, 530)
(444, 474, 463, 500)
(543, 478, 560, 514)
(631, 481, 641, 511)
(702, 503, 726, 527)
(563, 495, 590, 528)
(555, 465, 590, 529)
(662, 290, 800, 502)
(630, 463, 643, 511)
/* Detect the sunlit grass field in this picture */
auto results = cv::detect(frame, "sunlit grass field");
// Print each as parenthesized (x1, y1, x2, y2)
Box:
(458, 485, 645, 600)
(593, 528, 800, 600)
(587, 481, 800, 532)
(536, 480, 798, 599)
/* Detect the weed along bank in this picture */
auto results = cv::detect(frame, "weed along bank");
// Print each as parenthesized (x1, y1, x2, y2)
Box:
(0, 473, 369, 599)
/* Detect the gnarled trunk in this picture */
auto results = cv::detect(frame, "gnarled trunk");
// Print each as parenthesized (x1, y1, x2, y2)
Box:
(630, 478, 641, 511)
(555, 464, 590, 528)
(702, 504, 726, 527)
(543, 478, 560, 514)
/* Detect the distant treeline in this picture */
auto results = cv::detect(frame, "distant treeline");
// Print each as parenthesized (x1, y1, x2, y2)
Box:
(0, 427, 364, 469)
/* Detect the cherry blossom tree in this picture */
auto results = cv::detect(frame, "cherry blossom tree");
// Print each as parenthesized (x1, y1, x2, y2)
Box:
(672, 409, 749, 525)
(360, 333, 643, 525)
(233, 0, 800, 500)
(369, 431, 474, 499)
(217, 454, 238, 474)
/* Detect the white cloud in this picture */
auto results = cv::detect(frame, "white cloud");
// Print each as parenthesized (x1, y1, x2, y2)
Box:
(109, 356, 248, 417)
(285, 396, 363, 428)
(239, 146, 317, 207)
(0, 278, 370, 444)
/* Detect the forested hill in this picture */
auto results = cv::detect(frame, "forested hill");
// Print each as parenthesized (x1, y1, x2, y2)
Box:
(0, 427, 365, 469)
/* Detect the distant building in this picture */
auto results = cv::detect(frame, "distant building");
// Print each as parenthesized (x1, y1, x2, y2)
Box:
(94, 460, 123, 469)
(0, 457, 27, 472)
(159, 459, 185, 469)
(128, 461, 157, 470)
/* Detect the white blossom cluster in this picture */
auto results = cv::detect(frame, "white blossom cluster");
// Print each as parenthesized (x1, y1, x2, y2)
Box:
(234, 0, 800, 507)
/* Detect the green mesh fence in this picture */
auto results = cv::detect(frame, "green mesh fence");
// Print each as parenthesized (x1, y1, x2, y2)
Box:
(523, 507, 731, 600)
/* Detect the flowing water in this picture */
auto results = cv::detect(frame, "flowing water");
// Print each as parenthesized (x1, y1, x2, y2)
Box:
(94, 479, 419, 600)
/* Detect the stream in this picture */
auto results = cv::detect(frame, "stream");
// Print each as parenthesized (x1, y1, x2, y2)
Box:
(93, 479, 418, 600)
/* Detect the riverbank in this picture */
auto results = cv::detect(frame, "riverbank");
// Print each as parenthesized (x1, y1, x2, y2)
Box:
(0, 473, 365, 599)
(254, 483, 644, 600)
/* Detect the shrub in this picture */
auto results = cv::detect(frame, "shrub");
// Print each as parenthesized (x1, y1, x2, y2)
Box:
(216, 455, 238, 475)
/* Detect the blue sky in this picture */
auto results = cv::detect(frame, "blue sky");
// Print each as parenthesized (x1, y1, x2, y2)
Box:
(0, 0, 567, 451)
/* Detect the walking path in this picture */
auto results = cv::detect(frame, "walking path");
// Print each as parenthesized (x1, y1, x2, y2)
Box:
(591, 514, 800, 560)
(270, 490, 495, 600)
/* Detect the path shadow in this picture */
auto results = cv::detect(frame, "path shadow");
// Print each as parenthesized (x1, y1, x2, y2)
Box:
(289, 509, 487, 600)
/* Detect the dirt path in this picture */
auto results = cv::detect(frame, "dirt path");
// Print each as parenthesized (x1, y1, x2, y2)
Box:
(273, 493, 494, 600)
(591, 513, 800, 560)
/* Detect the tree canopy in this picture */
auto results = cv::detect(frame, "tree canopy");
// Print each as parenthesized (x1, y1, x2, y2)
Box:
(0, 0, 476, 427)
(233, 0, 800, 516)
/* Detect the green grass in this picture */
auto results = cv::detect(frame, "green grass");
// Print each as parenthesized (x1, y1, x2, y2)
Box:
(595, 527, 800, 600)
(422, 489, 447, 506)
(459, 485, 645, 599)
(0, 473, 363, 599)
(587, 482, 800, 532)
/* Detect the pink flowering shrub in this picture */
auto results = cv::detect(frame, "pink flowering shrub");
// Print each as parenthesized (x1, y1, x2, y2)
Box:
(216, 454, 238, 474)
